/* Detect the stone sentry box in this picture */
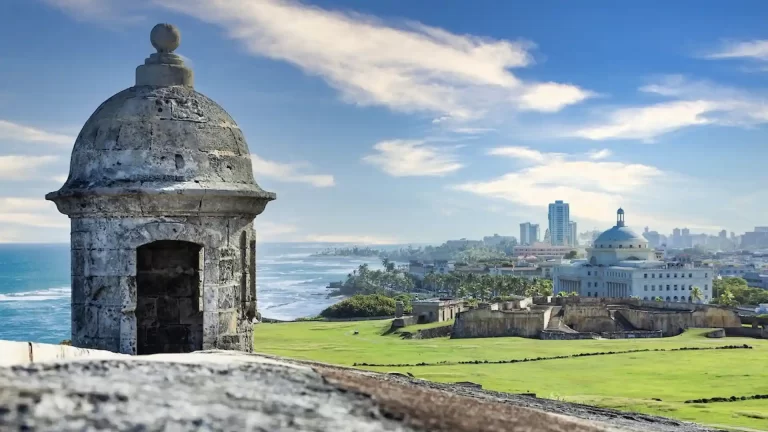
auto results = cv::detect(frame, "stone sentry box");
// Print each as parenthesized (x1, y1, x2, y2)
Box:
(46, 24, 275, 355)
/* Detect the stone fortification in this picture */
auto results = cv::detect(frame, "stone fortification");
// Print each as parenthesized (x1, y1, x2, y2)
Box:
(453, 296, 741, 339)
(451, 307, 553, 339)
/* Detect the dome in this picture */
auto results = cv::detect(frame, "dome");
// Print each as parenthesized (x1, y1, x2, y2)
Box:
(59, 85, 265, 192)
(594, 226, 645, 243)
(46, 24, 274, 217)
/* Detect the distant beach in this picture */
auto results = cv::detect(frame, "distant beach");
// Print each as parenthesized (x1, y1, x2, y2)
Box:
(0, 242, 384, 344)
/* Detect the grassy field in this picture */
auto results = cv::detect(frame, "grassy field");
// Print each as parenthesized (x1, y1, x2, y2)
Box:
(253, 319, 768, 431)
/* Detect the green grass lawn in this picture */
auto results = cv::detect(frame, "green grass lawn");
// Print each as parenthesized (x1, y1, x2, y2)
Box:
(253, 320, 768, 430)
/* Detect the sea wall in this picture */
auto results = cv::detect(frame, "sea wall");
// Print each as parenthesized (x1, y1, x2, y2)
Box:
(452, 308, 547, 339)
(0, 340, 127, 366)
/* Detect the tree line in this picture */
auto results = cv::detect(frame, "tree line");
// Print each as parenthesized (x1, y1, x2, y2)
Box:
(329, 259, 553, 301)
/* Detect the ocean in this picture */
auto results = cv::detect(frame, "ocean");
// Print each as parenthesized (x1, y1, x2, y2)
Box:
(0, 243, 383, 344)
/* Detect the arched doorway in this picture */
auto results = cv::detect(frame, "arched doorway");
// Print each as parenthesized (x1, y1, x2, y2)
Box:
(136, 240, 203, 354)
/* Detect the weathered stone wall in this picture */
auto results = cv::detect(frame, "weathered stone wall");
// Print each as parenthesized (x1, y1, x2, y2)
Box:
(690, 308, 741, 328)
(618, 307, 741, 336)
(562, 305, 622, 333)
(0, 340, 127, 366)
(618, 309, 691, 336)
(69, 216, 256, 354)
(452, 308, 547, 339)
(413, 325, 453, 339)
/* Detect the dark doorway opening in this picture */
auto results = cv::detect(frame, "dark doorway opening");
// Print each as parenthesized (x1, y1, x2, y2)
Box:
(136, 240, 203, 354)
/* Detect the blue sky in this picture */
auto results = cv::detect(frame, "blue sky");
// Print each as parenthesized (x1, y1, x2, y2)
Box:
(0, 0, 767, 244)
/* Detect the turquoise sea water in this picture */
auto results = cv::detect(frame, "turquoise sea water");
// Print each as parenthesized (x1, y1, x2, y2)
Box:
(0, 243, 382, 344)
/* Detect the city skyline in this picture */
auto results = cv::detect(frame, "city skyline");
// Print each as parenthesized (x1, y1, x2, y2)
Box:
(1, 0, 767, 244)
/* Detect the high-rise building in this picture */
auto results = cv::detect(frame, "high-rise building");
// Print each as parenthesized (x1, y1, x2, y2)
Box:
(568, 221, 578, 246)
(519, 222, 540, 245)
(548, 200, 570, 246)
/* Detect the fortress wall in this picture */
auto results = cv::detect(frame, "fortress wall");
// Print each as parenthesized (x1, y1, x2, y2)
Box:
(563, 305, 620, 332)
(452, 308, 546, 339)
(619, 310, 692, 335)
(0, 340, 127, 367)
(691, 308, 741, 328)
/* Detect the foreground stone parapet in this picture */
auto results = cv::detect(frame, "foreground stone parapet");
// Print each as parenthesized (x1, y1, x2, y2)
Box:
(45, 23, 275, 355)
(0, 350, 712, 432)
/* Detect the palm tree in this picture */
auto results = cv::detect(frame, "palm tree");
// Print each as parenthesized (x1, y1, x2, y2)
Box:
(690, 286, 703, 304)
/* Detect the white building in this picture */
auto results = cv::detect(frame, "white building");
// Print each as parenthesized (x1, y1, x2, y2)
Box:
(548, 200, 570, 246)
(553, 209, 713, 303)
(519, 223, 540, 245)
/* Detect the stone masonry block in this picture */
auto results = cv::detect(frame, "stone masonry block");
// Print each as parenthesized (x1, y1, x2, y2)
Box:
(119, 312, 137, 355)
(71, 248, 87, 276)
(218, 311, 237, 335)
(217, 284, 238, 310)
(85, 248, 136, 277)
(98, 306, 122, 338)
(85, 276, 123, 306)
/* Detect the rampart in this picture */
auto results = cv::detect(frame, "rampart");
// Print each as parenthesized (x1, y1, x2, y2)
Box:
(454, 296, 741, 339)
(452, 307, 551, 339)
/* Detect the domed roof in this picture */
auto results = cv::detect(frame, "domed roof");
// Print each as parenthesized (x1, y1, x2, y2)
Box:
(594, 226, 645, 243)
(593, 208, 647, 246)
(46, 24, 275, 217)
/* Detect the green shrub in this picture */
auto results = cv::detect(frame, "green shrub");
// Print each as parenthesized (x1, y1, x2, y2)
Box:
(321, 294, 397, 319)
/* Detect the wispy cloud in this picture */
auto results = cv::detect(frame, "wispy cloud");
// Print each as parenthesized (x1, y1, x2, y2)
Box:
(157, 0, 592, 121)
(704, 39, 768, 61)
(251, 154, 335, 188)
(256, 220, 299, 241)
(0, 198, 68, 229)
(454, 147, 663, 224)
(569, 75, 768, 141)
(0, 156, 59, 180)
(363, 140, 463, 177)
(587, 149, 612, 160)
(0, 120, 74, 146)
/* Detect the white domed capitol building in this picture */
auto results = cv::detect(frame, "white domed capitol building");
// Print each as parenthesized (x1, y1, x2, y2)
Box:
(553, 209, 713, 303)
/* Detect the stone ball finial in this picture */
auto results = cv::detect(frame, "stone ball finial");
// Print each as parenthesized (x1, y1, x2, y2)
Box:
(150, 23, 181, 53)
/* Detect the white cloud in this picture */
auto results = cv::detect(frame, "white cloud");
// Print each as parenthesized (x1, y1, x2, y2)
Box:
(362, 140, 463, 177)
(0, 198, 68, 229)
(519, 82, 593, 113)
(303, 234, 399, 245)
(487, 146, 553, 164)
(705, 40, 768, 61)
(569, 76, 768, 141)
(0, 120, 74, 146)
(573, 100, 714, 141)
(256, 220, 299, 241)
(157, 0, 591, 120)
(587, 149, 612, 160)
(0, 156, 59, 180)
(454, 147, 664, 224)
(251, 154, 335, 188)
